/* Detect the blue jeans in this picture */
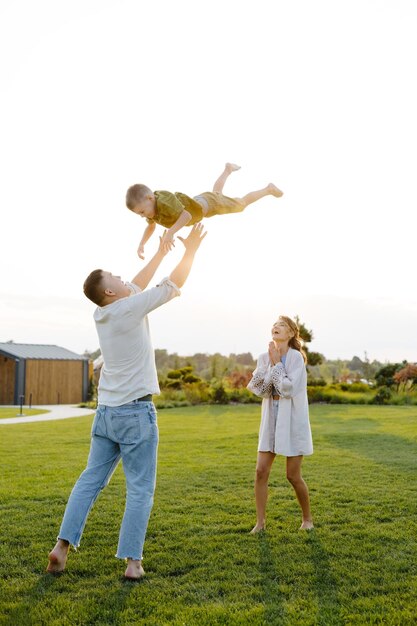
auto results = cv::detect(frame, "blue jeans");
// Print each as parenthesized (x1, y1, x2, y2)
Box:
(58, 400, 158, 560)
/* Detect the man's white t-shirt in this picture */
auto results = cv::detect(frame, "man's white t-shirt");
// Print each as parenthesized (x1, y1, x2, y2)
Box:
(94, 278, 180, 407)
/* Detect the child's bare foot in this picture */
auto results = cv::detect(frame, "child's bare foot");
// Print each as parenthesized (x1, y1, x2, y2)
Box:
(250, 523, 266, 534)
(124, 559, 145, 580)
(225, 162, 241, 173)
(300, 520, 314, 530)
(46, 539, 69, 574)
(267, 183, 284, 198)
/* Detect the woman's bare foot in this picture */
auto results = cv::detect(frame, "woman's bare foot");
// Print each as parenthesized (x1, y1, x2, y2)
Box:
(267, 183, 284, 198)
(225, 162, 241, 173)
(124, 559, 145, 580)
(300, 520, 314, 530)
(46, 539, 70, 574)
(250, 523, 266, 534)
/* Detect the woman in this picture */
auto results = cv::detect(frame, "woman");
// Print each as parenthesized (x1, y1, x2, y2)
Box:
(247, 315, 314, 532)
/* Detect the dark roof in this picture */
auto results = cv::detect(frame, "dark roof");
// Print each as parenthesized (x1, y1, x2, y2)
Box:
(0, 343, 88, 360)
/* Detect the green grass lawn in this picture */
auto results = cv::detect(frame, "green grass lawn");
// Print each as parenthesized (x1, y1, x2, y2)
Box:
(1, 404, 416, 625)
(0, 407, 48, 419)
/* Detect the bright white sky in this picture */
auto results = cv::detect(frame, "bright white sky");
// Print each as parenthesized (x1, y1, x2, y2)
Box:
(1, 0, 416, 363)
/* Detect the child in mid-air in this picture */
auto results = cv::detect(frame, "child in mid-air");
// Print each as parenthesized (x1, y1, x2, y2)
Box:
(126, 163, 283, 259)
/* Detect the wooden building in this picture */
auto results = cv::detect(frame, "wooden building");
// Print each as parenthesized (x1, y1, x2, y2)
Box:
(0, 343, 89, 405)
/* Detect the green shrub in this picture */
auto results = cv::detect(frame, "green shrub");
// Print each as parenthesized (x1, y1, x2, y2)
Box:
(78, 401, 97, 409)
(167, 370, 182, 379)
(210, 383, 229, 404)
(183, 381, 211, 405)
(389, 391, 417, 405)
(155, 388, 188, 407)
(372, 386, 393, 405)
(307, 377, 326, 386)
(349, 382, 371, 393)
(337, 382, 371, 393)
(307, 386, 372, 405)
(166, 380, 182, 390)
(227, 387, 262, 404)
(183, 373, 201, 383)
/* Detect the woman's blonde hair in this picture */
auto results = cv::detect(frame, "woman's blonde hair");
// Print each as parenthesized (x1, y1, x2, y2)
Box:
(279, 315, 307, 363)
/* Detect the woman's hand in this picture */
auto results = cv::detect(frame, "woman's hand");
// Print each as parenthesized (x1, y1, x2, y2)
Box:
(268, 341, 281, 366)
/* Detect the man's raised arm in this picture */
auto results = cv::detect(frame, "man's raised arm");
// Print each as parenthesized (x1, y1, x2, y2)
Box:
(169, 224, 207, 288)
(131, 231, 169, 291)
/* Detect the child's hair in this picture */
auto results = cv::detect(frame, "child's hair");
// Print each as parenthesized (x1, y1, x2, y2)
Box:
(126, 184, 152, 211)
(279, 315, 307, 363)
(83, 269, 105, 305)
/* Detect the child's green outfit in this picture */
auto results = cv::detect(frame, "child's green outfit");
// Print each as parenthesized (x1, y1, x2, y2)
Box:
(146, 190, 245, 229)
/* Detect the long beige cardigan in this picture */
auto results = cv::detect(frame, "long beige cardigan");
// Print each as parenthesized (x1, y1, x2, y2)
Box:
(247, 348, 313, 457)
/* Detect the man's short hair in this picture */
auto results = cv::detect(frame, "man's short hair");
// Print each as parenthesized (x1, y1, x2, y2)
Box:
(83, 269, 105, 305)
(126, 184, 152, 211)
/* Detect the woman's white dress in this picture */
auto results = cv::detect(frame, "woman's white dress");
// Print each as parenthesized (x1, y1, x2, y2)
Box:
(247, 348, 313, 457)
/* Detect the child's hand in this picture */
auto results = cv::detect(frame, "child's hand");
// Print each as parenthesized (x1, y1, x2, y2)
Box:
(137, 243, 145, 260)
(161, 231, 175, 253)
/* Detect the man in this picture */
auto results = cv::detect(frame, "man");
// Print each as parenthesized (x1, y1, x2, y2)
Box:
(47, 224, 206, 579)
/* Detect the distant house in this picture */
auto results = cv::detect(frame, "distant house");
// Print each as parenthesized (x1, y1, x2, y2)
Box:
(0, 343, 90, 405)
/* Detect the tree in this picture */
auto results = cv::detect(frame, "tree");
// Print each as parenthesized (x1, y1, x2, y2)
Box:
(307, 351, 324, 366)
(233, 352, 256, 366)
(393, 364, 417, 392)
(348, 356, 363, 372)
(375, 363, 405, 388)
(294, 316, 324, 367)
(362, 351, 372, 382)
(163, 366, 203, 389)
(226, 370, 253, 389)
(296, 317, 313, 344)
(155, 349, 169, 370)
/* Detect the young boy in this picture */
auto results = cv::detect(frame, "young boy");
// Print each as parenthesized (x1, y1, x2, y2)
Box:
(126, 163, 283, 259)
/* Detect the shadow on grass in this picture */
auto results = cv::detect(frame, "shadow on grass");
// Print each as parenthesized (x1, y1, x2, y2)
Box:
(2, 569, 137, 626)
(3, 574, 57, 626)
(257, 532, 286, 624)
(257, 531, 341, 626)
(325, 432, 417, 472)
(306, 531, 341, 626)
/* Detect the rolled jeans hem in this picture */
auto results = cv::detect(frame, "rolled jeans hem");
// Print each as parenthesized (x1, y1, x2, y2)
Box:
(57, 536, 80, 550)
(115, 553, 143, 561)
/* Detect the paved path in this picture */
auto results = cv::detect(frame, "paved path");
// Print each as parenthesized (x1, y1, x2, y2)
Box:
(0, 405, 95, 425)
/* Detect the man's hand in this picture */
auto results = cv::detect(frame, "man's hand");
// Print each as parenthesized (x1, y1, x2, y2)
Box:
(137, 243, 145, 260)
(132, 231, 173, 290)
(161, 231, 175, 254)
(157, 231, 173, 257)
(177, 223, 207, 253)
(168, 224, 207, 288)
(268, 341, 281, 366)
